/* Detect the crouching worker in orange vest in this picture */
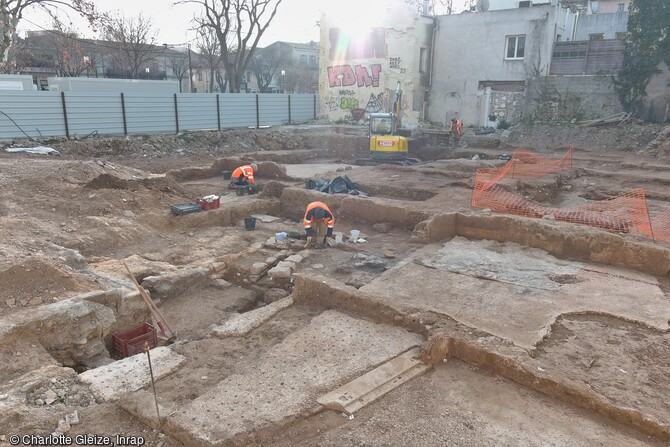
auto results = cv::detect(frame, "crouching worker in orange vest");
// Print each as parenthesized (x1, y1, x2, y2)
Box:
(303, 201, 335, 249)
(230, 163, 257, 194)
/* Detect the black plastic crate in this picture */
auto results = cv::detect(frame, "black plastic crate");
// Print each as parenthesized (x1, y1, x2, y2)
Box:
(170, 202, 203, 215)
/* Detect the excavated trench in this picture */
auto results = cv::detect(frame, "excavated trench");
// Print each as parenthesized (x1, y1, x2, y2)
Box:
(2, 157, 670, 444)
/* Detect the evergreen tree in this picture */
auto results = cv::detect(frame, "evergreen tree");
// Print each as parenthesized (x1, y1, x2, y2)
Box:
(615, 0, 670, 114)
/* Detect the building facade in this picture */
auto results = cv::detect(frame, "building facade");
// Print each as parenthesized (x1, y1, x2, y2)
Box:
(318, 2, 433, 127)
(428, 5, 576, 127)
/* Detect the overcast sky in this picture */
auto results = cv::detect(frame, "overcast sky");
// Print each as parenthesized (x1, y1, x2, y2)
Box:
(19, 0, 468, 48)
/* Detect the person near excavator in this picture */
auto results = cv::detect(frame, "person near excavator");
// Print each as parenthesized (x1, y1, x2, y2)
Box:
(303, 201, 335, 249)
(449, 115, 462, 148)
(230, 163, 258, 193)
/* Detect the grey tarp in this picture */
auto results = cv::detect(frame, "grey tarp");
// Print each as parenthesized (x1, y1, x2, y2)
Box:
(305, 174, 370, 196)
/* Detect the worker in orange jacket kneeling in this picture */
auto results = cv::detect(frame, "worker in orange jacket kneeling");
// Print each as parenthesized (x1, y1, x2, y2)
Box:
(230, 163, 258, 194)
(303, 201, 335, 249)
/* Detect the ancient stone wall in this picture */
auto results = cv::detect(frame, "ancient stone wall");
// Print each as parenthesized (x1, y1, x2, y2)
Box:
(490, 91, 525, 125)
(524, 76, 622, 123)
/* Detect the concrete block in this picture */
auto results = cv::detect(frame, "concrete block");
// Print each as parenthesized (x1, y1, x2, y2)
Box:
(117, 291, 146, 315)
(268, 261, 295, 279)
(285, 254, 303, 264)
(317, 347, 429, 414)
(79, 347, 186, 401)
(210, 296, 294, 337)
(142, 267, 208, 299)
(250, 262, 268, 275)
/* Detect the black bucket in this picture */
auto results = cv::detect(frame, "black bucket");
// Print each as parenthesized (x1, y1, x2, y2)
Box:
(244, 217, 257, 231)
(222, 171, 232, 180)
(236, 186, 246, 196)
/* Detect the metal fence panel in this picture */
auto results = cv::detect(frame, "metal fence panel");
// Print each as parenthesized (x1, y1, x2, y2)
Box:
(177, 93, 219, 131)
(0, 92, 65, 140)
(124, 93, 177, 134)
(0, 91, 316, 141)
(219, 94, 258, 128)
(65, 92, 125, 137)
(290, 95, 316, 123)
(258, 94, 288, 126)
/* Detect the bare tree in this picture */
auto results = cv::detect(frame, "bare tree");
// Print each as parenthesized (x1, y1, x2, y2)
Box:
(283, 59, 317, 93)
(464, 0, 476, 11)
(50, 23, 89, 77)
(178, 0, 283, 93)
(404, 0, 450, 15)
(3, 38, 31, 74)
(250, 44, 288, 92)
(215, 69, 227, 92)
(194, 18, 223, 92)
(169, 53, 189, 92)
(1, 0, 96, 70)
(103, 12, 160, 79)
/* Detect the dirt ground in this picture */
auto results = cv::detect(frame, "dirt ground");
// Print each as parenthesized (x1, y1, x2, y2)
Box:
(0, 122, 669, 446)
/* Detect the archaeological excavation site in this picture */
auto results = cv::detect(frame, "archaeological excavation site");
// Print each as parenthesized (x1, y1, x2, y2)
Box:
(1, 123, 670, 447)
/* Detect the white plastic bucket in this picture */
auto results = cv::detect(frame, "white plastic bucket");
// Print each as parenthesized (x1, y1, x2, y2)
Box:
(349, 230, 360, 242)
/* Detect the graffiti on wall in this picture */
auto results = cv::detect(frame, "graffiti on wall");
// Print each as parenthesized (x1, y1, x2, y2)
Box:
(325, 95, 340, 112)
(327, 64, 382, 88)
(389, 56, 406, 74)
(365, 93, 384, 113)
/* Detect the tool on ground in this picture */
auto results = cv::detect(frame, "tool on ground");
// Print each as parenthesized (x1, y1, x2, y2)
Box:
(144, 341, 162, 429)
(122, 262, 177, 342)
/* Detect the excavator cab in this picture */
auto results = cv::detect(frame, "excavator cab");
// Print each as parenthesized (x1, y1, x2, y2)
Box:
(368, 112, 408, 161)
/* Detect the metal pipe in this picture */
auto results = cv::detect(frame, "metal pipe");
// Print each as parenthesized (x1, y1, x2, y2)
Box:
(60, 92, 70, 139)
(121, 93, 128, 136)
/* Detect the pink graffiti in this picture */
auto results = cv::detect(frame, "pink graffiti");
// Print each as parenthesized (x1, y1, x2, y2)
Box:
(350, 108, 365, 121)
(327, 64, 382, 88)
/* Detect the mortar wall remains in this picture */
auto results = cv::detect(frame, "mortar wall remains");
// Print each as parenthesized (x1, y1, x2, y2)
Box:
(419, 213, 670, 277)
(524, 76, 622, 122)
(339, 196, 429, 230)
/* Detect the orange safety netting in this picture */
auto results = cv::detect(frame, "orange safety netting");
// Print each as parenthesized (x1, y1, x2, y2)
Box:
(650, 208, 670, 243)
(470, 147, 670, 243)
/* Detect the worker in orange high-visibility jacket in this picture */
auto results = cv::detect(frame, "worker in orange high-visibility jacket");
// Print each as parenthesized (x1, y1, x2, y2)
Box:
(231, 163, 258, 193)
(449, 117, 462, 148)
(303, 201, 335, 248)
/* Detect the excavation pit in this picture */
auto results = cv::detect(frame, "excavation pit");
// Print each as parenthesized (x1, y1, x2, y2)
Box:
(1, 125, 669, 445)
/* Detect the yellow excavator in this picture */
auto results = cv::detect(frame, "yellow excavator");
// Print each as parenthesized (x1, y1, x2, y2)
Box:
(356, 82, 419, 166)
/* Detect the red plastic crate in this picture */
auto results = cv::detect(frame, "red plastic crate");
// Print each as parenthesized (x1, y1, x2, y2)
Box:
(112, 323, 157, 358)
(197, 197, 220, 211)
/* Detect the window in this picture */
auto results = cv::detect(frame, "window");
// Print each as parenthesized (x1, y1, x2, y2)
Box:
(505, 35, 525, 60)
(617, 3, 625, 11)
(300, 54, 307, 63)
(589, 33, 604, 40)
(309, 54, 316, 66)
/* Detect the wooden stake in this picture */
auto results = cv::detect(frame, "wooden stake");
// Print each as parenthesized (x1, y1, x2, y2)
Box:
(122, 262, 176, 341)
(144, 342, 162, 429)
